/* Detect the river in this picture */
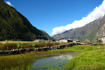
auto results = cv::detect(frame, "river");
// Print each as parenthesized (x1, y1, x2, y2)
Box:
(31, 51, 80, 70)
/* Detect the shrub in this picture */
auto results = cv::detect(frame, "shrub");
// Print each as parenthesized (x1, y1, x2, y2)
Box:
(0, 43, 17, 50)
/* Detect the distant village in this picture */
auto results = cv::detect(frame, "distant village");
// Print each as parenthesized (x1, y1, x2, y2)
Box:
(34, 36, 105, 44)
(34, 38, 80, 43)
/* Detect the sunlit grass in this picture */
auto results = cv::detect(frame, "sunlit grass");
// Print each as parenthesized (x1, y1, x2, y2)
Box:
(0, 52, 36, 70)
(64, 45, 105, 70)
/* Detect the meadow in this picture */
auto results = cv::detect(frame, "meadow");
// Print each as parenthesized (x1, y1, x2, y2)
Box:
(0, 52, 35, 70)
(1, 41, 105, 70)
(63, 45, 105, 70)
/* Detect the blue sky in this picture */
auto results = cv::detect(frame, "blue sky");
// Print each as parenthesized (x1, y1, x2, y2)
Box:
(4, 0, 104, 36)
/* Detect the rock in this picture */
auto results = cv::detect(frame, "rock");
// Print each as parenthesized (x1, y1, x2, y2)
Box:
(98, 46, 103, 49)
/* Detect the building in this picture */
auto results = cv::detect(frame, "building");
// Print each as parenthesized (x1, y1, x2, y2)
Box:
(58, 38, 73, 43)
(34, 39, 45, 42)
(73, 39, 80, 42)
(100, 36, 105, 44)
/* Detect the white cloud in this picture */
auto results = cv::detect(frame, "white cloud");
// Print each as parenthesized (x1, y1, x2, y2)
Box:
(6, 1, 14, 7)
(52, 0, 105, 35)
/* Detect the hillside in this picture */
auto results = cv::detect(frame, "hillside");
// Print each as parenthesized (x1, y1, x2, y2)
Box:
(52, 15, 105, 42)
(0, 0, 52, 41)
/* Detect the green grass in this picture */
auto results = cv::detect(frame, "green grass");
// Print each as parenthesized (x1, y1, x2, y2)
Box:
(51, 45, 100, 52)
(64, 45, 99, 51)
(63, 45, 105, 70)
(0, 52, 36, 70)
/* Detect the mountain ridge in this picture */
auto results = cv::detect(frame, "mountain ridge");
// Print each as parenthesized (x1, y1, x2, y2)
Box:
(52, 15, 105, 42)
(0, 0, 52, 41)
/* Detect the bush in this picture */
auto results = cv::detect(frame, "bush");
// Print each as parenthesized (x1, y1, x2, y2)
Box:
(0, 43, 17, 50)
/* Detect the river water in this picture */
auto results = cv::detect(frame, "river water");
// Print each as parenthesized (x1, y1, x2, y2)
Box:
(31, 51, 80, 70)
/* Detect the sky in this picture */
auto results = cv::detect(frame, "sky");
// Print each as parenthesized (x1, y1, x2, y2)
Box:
(4, 0, 105, 36)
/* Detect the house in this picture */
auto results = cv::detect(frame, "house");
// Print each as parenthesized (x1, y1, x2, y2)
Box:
(100, 36, 105, 44)
(58, 38, 73, 43)
(34, 39, 45, 42)
(73, 39, 80, 42)
(84, 39, 90, 43)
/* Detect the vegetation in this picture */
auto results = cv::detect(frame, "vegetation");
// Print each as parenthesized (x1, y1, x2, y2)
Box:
(64, 45, 105, 70)
(97, 39, 103, 45)
(1, 41, 105, 70)
(0, 0, 52, 41)
(0, 50, 68, 70)
(0, 41, 61, 50)
(0, 52, 35, 70)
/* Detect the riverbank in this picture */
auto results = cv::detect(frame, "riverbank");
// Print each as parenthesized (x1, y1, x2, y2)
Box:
(0, 51, 62, 70)
(1, 44, 105, 70)
(0, 52, 35, 70)
(0, 41, 81, 55)
(0, 41, 61, 55)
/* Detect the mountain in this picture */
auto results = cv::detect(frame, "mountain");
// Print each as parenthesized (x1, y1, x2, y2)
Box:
(52, 15, 105, 42)
(0, 0, 52, 41)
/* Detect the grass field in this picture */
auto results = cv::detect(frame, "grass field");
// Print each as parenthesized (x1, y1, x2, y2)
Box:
(63, 45, 105, 70)
(1, 41, 105, 70)
(0, 52, 35, 70)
